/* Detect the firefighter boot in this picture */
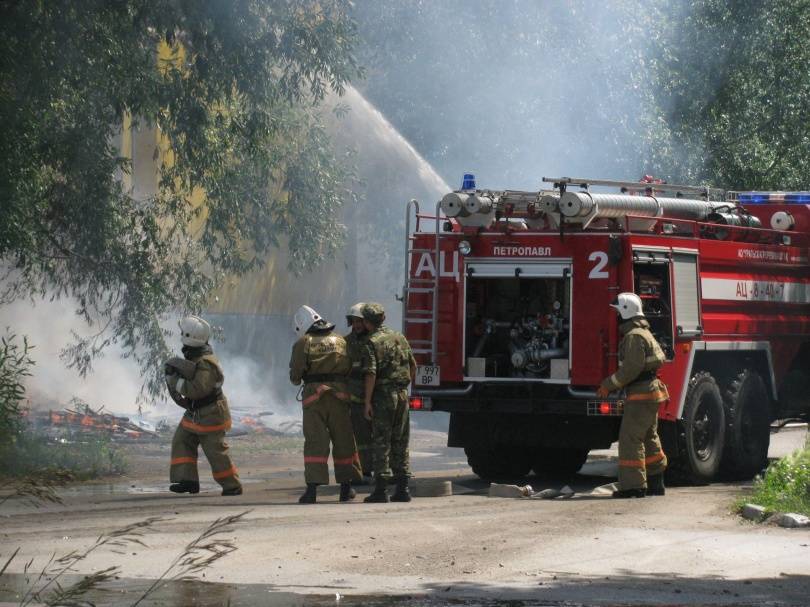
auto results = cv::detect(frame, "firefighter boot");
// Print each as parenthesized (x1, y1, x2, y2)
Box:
(390, 476, 411, 502)
(222, 486, 243, 496)
(612, 488, 646, 499)
(299, 483, 318, 504)
(647, 474, 665, 496)
(170, 481, 200, 494)
(339, 482, 356, 502)
(364, 477, 389, 503)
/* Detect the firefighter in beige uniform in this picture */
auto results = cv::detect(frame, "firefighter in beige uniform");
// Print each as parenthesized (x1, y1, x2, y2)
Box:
(597, 293, 668, 498)
(345, 302, 374, 481)
(290, 305, 362, 504)
(164, 315, 242, 496)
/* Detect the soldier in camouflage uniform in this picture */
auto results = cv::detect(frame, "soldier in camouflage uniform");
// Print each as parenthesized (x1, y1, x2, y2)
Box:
(165, 315, 242, 496)
(290, 305, 362, 504)
(597, 292, 669, 498)
(361, 303, 417, 503)
(345, 302, 374, 481)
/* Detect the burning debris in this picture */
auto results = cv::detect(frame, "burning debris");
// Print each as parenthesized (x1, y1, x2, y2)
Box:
(229, 410, 303, 437)
(26, 401, 163, 441)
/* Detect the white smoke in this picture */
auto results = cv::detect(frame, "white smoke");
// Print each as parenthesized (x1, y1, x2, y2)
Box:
(0, 297, 146, 414)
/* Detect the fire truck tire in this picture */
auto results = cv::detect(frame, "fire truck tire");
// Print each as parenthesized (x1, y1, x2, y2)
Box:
(464, 447, 532, 480)
(531, 448, 589, 478)
(721, 369, 771, 480)
(668, 371, 726, 485)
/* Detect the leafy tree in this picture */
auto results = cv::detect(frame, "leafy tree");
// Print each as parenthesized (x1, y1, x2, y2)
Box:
(0, 334, 34, 444)
(654, 0, 810, 189)
(0, 1, 361, 395)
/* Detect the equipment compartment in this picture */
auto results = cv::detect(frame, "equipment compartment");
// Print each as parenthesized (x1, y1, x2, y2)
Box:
(464, 270, 570, 380)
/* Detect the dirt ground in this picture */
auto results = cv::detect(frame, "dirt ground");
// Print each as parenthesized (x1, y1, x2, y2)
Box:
(1, 424, 808, 606)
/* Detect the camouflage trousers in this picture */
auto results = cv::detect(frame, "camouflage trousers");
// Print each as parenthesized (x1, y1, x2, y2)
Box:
(618, 400, 667, 490)
(302, 390, 362, 485)
(370, 386, 411, 480)
(350, 399, 374, 475)
(170, 402, 241, 491)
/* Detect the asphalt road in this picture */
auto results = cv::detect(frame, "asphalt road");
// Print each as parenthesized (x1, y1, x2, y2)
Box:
(1, 423, 807, 607)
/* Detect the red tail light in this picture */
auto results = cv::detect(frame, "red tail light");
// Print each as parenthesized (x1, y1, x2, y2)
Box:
(409, 396, 424, 410)
(599, 401, 611, 415)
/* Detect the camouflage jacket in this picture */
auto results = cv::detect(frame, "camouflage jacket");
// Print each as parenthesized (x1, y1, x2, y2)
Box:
(366, 325, 416, 388)
(345, 330, 373, 403)
(289, 329, 351, 403)
(601, 318, 668, 402)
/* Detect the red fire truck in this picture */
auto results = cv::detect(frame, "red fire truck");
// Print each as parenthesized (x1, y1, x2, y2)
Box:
(402, 176, 810, 484)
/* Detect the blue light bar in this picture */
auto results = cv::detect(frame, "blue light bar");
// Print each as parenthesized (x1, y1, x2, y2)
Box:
(461, 173, 476, 191)
(738, 192, 770, 204)
(785, 192, 810, 203)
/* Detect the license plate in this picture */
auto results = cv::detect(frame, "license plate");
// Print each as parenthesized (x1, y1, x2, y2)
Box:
(415, 365, 440, 386)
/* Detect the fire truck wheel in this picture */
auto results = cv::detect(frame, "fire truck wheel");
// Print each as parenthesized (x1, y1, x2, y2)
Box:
(464, 446, 532, 480)
(669, 371, 726, 485)
(721, 369, 771, 480)
(531, 448, 589, 478)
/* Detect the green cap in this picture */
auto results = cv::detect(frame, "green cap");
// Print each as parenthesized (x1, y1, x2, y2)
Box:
(362, 302, 385, 326)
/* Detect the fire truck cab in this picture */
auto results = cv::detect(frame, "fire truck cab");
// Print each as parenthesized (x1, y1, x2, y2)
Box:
(403, 176, 810, 484)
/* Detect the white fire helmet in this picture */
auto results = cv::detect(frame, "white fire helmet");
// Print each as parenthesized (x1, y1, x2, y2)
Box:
(346, 302, 365, 325)
(294, 305, 322, 334)
(610, 292, 645, 320)
(178, 315, 211, 347)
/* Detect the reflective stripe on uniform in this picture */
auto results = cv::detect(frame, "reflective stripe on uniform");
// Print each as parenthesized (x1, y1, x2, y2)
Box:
(333, 453, 360, 466)
(170, 456, 197, 465)
(304, 455, 329, 464)
(180, 418, 232, 433)
(212, 465, 238, 480)
(619, 458, 645, 468)
(626, 389, 668, 401)
(645, 452, 665, 464)
(302, 384, 350, 406)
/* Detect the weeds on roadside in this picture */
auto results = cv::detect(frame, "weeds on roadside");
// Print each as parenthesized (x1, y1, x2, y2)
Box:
(743, 434, 810, 517)
(131, 510, 250, 607)
(0, 472, 70, 508)
(13, 517, 162, 607)
(1, 431, 128, 481)
(1, 511, 250, 607)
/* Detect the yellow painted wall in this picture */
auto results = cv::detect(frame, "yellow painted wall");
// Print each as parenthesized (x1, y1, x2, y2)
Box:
(118, 41, 347, 318)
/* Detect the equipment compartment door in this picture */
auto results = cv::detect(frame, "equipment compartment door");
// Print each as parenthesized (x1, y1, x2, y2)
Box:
(463, 260, 571, 382)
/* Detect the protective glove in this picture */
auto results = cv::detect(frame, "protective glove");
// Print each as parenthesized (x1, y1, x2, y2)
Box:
(165, 356, 196, 380)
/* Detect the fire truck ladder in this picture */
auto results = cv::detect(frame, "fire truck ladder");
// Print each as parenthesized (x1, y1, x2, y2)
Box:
(401, 199, 441, 364)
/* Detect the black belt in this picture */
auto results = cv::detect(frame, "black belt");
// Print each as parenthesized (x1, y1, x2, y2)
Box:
(187, 390, 222, 410)
(303, 373, 346, 384)
(635, 370, 658, 382)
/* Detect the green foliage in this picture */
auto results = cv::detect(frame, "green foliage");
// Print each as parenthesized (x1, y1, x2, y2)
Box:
(0, 1, 361, 396)
(354, 0, 810, 190)
(2, 432, 128, 481)
(0, 334, 34, 444)
(654, 0, 810, 189)
(742, 437, 810, 517)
